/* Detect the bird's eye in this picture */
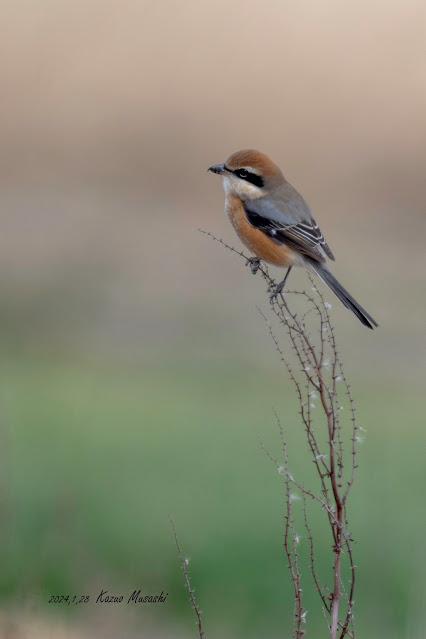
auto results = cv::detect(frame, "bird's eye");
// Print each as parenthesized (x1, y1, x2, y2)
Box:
(235, 169, 264, 188)
(237, 169, 249, 178)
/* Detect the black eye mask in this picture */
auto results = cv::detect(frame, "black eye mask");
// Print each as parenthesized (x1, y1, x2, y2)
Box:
(224, 166, 265, 188)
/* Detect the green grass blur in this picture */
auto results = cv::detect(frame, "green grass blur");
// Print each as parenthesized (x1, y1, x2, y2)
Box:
(0, 351, 424, 638)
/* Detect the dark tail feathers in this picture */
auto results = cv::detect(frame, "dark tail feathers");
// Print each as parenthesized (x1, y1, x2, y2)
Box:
(308, 262, 378, 330)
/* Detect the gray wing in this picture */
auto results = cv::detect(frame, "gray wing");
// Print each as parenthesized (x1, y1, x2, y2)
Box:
(243, 187, 335, 262)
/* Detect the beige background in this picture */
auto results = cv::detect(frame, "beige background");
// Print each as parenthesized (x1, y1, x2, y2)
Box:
(1, 0, 425, 383)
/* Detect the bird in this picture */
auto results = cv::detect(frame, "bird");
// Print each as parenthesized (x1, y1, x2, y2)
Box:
(208, 149, 378, 329)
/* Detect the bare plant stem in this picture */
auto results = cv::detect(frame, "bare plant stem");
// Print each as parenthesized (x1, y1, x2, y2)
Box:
(200, 229, 359, 639)
(170, 518, 205, 639)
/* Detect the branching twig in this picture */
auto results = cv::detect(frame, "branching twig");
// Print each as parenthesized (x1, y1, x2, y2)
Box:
(200, 229, 360, 639)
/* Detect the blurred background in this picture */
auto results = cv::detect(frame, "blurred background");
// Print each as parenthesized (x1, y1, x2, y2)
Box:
(0, 0, 425, 637)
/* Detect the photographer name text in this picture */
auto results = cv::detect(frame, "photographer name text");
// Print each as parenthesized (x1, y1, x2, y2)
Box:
(48, 590, 168, 606)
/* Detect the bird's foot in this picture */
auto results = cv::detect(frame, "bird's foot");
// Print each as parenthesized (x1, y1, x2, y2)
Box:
(245, 257, 260, 275)
(269, 268, 292, 303)
(269, 281, 285, 303)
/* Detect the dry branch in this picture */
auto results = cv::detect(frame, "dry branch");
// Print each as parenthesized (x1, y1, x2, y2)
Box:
(170, 518, 206, 639)
(200, 229, 360, 639)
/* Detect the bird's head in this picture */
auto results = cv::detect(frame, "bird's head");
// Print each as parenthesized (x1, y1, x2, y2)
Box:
(208, 149, 284, 200)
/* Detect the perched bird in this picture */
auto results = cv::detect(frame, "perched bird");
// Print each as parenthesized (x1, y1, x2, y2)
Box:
(208, 149, 378, 329)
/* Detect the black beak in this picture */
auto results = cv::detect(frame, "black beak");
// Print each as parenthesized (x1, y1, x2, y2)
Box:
(208, 163, 226, 175)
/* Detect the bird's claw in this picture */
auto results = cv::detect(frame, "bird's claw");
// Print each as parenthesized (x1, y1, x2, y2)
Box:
(269, 282, 284, 303)
(245, 257, 260, 275)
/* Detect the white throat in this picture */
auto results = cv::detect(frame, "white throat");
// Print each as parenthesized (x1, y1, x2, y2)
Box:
(221, 175, 263, 201)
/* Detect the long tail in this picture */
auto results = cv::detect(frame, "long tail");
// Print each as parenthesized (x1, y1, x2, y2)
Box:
(307, 261, 378, 330)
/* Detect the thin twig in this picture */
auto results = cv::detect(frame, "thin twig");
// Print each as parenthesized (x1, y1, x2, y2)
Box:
(170, 518, 205, 639)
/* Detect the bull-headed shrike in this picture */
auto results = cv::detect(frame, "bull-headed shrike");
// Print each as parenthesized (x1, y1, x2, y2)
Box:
(208, 149, 378, 329)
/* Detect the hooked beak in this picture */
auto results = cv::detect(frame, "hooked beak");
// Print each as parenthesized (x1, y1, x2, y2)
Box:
(208, 163, 226, 175)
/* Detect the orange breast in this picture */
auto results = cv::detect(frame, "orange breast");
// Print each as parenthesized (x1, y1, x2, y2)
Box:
(226, 195, 297, 267)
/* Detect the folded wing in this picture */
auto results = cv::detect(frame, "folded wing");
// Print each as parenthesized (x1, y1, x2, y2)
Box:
(243, 193, 335, 263)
